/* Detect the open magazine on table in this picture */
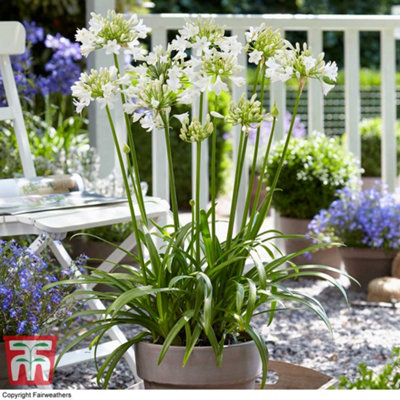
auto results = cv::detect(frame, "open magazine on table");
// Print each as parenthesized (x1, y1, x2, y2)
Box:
(0, 175, 141, 216)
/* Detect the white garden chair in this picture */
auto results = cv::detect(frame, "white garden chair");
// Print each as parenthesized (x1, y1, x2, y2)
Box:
(0, 21, 170, 382)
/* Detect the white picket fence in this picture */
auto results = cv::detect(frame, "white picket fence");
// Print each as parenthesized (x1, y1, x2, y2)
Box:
(86, 3, 400, 224)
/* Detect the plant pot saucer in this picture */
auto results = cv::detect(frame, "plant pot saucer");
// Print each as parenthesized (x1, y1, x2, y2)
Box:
(127, 360, 336, 390)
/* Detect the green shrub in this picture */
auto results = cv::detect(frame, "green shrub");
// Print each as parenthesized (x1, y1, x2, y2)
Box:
(265, 132, 361, 219)
(352, 117, 400, 177)
(336, 347, 400, 389)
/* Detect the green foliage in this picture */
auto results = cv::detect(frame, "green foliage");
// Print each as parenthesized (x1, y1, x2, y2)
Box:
(0, 0, 84, 40)
(54, 213, 348, 388)
(344, 117, 400, 177)
(336, 347, 400, 389)
(133, 92, 232, 210)
(0, 111, 88, 179)
(266, 132, 361, 219)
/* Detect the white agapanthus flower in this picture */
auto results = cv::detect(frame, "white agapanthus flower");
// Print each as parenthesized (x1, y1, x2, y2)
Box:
(72, 66, 119, 113)
(75, 11, 150, 59)
(248, 49, 263, 65)
(265, 43, 338, 95)
(245, 25, 288, 65)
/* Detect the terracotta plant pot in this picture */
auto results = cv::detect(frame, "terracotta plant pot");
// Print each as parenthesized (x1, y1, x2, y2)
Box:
(278, 216, 342, 278)
(134, 341, 261, 389)
(339, 247, 397, 292)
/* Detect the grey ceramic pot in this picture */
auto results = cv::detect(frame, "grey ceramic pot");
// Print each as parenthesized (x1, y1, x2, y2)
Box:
(278, 216, 342, 278)
(339, 247, 397, 292)
(135, 341, 261, 389)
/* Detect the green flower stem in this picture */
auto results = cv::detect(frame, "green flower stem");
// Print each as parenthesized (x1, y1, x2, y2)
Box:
(240, 64, 267, 233)
(161, 112, 180, 231)
(210, 97, 218, 259)
(113, 54, 148, 227)
(247, 115, 276, 234)
(105, 105, 147, 283)
(225, 63, 262, 247)
(195, 141, 202, 266)
(250, 85, 303, 239)
(226, 130, 247, 248)
(195, 92, 205, 266)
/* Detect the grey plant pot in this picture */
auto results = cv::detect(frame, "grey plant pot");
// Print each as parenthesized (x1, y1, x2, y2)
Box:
(339, 247, 397, 292)
(134, 341, 261, 389)
(278, 216, 342, 278)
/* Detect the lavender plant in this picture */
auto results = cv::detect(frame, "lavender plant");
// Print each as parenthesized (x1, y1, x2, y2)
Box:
(0, 240, 87, 339)
(309, 186, 400, 250)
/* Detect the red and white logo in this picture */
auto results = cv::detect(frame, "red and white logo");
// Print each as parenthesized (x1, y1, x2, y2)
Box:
(4, 336, 58, 386)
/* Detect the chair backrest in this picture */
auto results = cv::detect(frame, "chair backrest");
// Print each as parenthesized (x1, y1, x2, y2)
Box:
(0, 21, 36, 178)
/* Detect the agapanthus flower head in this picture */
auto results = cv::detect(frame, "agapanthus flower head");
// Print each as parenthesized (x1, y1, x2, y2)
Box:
(226, 94, 267, 133)
(72, 66, 119, 112)
(76, 11, 150, 57)
(180, 17, 225, 49)
(265, 42, 338, 95)
(200, 49, 245, 94)
(246, 25, 288, 65)
(178, 114, 214, 143)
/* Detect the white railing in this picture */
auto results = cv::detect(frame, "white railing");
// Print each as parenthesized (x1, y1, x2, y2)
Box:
(87, 6, 400, 225)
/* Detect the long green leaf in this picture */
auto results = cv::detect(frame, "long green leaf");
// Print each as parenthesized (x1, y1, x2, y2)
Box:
(158, 310, 194, 364)
(246, 326, 269, 389)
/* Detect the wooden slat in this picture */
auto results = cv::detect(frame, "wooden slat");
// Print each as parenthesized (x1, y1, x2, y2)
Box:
(0, 106, 13, 120)
(381, 29, 397, 191)
(307, 28, 324, 134)
(344, 29, 361, 160)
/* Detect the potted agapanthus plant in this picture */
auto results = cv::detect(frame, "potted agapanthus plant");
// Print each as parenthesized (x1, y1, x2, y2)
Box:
(309, 185, 400, 291)
(0, 240, 86, 388)
(56, 11, 349, 389)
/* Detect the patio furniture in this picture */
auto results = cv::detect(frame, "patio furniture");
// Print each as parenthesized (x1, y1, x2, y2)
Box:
(0, 21, 170, 381)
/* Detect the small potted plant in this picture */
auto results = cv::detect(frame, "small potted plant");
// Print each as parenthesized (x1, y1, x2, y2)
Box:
(53, 12, 349, 389)
(264, 132, 362, 275)
(0, 240, 85, 388)
(309, 186, 400, 291)
(344, 117, 400, 190)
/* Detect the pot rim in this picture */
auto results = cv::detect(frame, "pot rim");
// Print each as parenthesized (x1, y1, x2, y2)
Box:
(136, 340, 255, 351)
(339, 246, 398, 255)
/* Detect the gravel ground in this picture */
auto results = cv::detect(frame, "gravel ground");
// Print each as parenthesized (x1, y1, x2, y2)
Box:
(49, 275, 400, 390)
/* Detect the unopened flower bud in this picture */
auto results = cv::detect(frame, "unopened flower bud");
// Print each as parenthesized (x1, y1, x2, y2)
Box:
(271, 102, 279, 118)
(123, 143, 130, 154)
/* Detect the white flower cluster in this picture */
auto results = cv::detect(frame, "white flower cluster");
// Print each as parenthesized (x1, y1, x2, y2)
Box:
(265, 43, 338, 95)
(72, 13, 338, 137)
(71, 66, 121, 113)
(75, 10, 150, 58)
(225, 94, 267, 133)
